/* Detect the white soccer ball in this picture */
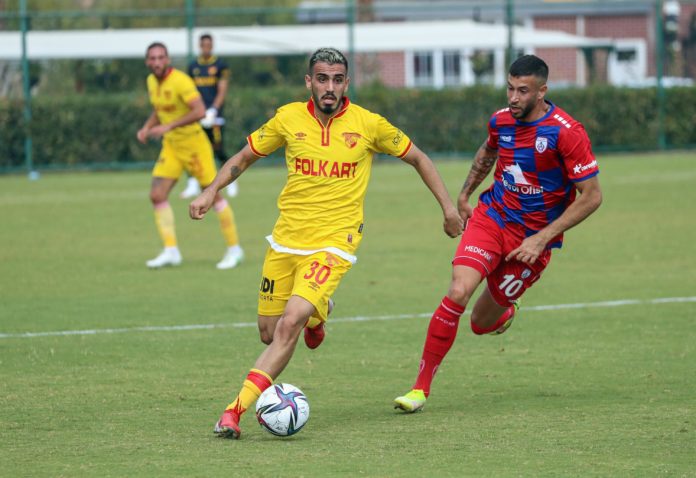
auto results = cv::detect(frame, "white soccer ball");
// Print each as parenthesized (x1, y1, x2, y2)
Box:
(255, 383, 310, 436)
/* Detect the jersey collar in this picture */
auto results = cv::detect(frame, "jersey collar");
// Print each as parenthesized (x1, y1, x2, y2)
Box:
(515, 100, 555, 126)
(197, 55, 218, 65)
(307, 96, 350, 120)
(157, 67, 174, 83)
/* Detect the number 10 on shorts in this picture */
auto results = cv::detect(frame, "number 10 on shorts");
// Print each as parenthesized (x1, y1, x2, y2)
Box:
(499, 274, 523, 298)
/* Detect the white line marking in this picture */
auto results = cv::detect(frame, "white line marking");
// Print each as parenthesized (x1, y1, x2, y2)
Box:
(1, 296, 694, 340)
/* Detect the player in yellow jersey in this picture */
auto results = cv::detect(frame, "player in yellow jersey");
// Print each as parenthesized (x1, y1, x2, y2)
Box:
(189, 47, 464, 439)
(137, 42, 243, 270)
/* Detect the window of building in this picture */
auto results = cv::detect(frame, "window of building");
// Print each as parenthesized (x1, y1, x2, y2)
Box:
(413, 51, 433, 86)
(443, 50, 461, 86)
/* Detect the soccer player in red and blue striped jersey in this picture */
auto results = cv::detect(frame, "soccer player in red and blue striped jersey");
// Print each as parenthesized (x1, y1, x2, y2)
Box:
(395, 55, 603, 412)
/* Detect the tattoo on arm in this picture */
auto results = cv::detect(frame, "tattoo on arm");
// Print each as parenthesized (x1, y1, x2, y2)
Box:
(460, 147, 497, 197)
(229, 166, 242, 183)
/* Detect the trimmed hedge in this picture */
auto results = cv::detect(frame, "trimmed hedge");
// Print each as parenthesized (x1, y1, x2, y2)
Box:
(2, 85, 695, 170)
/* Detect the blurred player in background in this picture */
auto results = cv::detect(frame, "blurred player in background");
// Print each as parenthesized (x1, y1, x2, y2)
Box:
(137, 42, 244, 270)
(189, 47, 464, 439)
(394, 55, 603, 413)
(180, 33, 239, 199)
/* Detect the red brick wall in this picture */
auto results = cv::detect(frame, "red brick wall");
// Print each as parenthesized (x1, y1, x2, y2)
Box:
(356, 52, 405, 87)
(533, 17, 579, 84)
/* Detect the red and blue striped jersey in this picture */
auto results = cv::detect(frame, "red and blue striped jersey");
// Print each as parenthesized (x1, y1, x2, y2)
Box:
(479, 101, 598, 249)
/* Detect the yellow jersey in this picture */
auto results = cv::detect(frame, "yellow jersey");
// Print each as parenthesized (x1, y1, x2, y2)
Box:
(247, 97, 412, 260)
(146, 67, 203, 141)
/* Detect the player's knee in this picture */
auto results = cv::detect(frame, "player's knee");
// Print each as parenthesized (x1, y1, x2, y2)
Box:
(149, 190, 167, 204)
(447, 282, 474, 307)
(274, 314, 305, 344)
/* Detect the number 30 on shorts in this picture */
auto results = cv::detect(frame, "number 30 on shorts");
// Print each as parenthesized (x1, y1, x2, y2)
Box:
(498, 274, 523, 297)
(303, 261, 331, 285)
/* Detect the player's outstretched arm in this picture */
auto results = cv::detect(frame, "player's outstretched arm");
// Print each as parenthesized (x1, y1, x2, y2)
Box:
(189, 144, 261, 220)
(506, 175, 602, 264)
(458, 140, 498, 221)
(400, 144, 464, 238)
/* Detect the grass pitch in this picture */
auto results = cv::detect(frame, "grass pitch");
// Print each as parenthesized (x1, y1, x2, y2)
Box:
(1, 152, 695, 477)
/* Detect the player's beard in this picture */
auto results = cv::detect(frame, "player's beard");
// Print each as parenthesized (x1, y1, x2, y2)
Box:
(313, 91, 340, 115)
(510, 102, 534, 121)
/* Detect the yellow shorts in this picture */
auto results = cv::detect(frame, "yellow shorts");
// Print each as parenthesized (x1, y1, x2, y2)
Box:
(258, 248, 352, 327)
(152, 130, 217, 186)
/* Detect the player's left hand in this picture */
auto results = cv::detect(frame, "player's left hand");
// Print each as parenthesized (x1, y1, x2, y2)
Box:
(505, 235, 547, 265)
(148, 124, 170, 139)
(443, 207, 465, 238)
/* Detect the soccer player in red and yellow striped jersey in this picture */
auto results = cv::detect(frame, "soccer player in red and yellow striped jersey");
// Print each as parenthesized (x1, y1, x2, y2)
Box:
(189, 47, 464, 439)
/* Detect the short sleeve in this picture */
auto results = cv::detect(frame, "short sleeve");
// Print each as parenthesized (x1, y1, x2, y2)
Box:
(559, 123, 599, 182)
(219, 61, 231, 80)
(247, 114, 286, 157)
(178, 74, 202, 104)
(372, 115, 412, 158)
(486, 114, 499, 150)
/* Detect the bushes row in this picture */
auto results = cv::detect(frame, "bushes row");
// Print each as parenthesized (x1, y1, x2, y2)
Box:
(2, 84, 695, 170)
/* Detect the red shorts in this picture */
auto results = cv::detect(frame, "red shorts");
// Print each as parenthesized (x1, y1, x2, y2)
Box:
(453, 207, 551, 306)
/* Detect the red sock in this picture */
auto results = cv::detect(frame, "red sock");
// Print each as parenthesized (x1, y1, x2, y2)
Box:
(413, 296, 465, 397)
(470, 305, 515, 335)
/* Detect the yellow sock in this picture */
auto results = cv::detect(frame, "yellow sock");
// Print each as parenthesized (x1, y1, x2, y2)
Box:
(153, 201, 177, 247)
(214, 199, 239, 247)
(226, 368, 273, 416)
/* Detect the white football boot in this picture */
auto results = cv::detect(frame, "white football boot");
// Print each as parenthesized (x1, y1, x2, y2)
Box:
(216, 245, 244, 270)
(146, 247, 182, 269)
(179, 177, 201, 199)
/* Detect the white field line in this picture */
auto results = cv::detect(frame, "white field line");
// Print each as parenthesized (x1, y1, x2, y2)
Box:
(1, 296, 695, 340)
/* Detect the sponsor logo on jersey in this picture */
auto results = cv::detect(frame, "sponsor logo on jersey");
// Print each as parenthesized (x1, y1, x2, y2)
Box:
(208, 66, 218, 75)
(535, 137, 548, 153)
(502, 162, 544, 195)
(294, 157, 358, 178)
(501, 135, 512, 143)
(573, 159, 597, 175)
(464, 245, 493, 263)
(156, 104, 177, 113)
(295, 132, 307, 140)
(347, 234, 353, 244)
(342, 132, 361, 149)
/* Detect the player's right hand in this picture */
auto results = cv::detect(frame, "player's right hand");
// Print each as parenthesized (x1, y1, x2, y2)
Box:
(457, 198, 474, 223)
(136, 128, 148, 144)
(189, 189, 216, 220)
(443, 207, 465, 238)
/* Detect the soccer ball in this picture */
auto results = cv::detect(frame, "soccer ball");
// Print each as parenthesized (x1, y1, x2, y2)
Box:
(255, 383, 310, 436)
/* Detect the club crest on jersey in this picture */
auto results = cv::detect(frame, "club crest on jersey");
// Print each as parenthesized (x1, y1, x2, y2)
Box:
(164, 90, 172, 99)
(535, 137, 548, 153)
(342, 132, 361, 149)
(208, 66, 217, 75)
(521, 269, 531, 279)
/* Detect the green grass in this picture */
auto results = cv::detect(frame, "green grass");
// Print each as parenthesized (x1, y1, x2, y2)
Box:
(1, 152, 695, 477)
